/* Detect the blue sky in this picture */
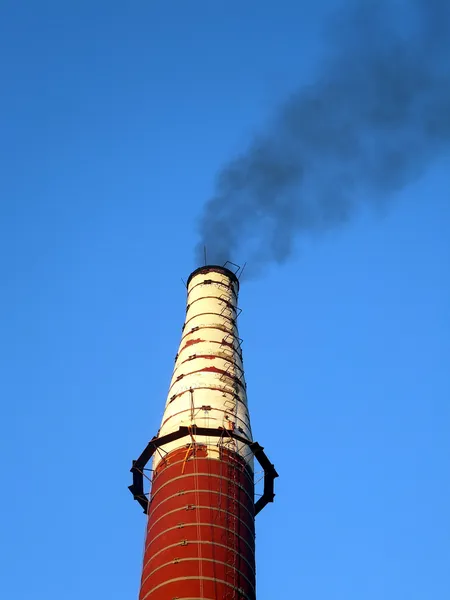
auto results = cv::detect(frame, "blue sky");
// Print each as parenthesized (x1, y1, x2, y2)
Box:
(1, 2, 449, 599)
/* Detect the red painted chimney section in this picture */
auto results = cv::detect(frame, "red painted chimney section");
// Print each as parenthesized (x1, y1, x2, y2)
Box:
(130, 265, 277, 600)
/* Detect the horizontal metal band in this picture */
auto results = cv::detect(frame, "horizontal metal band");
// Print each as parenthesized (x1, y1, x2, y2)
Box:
(187, 278, 237, 299)
(148, 504, 255, 537)
(183, 311, 236, 329)
(168, 366, 245, 395)
(177, 339, 243, 365)
(140, 575, 254, 600)
(152, 454, 255, 490)
(153, 451, 254, 476)
(167, 385, 250, 419)
(178, 333, 237, 351)
(186, 295, 237, 314)
(180, 324, 238, 345)
(175, 351, 243, 374)
(151, 471, 255, 506)
(142, 539, 256, 577)
(160, 408, 252, 436)
(141, 556, 256, 593)
(148, 487, 255, 522)
(144, 522, 255, 557)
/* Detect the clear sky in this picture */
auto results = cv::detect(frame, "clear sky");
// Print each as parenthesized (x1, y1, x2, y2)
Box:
(1, 2, 449, 599)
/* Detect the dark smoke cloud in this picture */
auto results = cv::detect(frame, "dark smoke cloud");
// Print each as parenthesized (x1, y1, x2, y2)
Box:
(195, 0, 450, 277)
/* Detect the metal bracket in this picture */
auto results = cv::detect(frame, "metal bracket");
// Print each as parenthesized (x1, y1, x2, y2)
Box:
(129, 425, 278, 516)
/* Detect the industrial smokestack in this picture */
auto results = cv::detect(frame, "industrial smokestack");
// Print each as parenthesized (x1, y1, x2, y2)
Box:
(130, 265, 277, 599)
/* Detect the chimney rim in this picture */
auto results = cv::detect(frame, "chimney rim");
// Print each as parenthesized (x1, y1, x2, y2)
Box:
(186, 264, 240, 290)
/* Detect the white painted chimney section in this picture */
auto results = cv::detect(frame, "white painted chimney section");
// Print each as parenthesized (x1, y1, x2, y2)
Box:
(153, 266, 253, 470)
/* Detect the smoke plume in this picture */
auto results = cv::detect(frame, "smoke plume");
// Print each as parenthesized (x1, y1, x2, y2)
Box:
(195, 0, 450, 277)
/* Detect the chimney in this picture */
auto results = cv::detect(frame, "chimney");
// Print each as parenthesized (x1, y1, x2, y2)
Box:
(130, 265, 278, 600)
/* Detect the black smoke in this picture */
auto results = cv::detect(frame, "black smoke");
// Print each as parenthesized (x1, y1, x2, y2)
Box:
(195, 0, 450, 277)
